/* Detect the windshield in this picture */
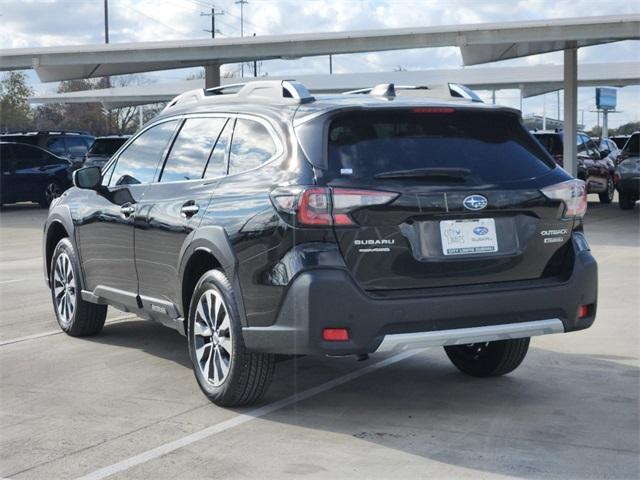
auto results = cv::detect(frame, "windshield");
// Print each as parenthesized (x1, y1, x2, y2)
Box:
(327, 109, 555, 183)
(88, 138, 128, 156)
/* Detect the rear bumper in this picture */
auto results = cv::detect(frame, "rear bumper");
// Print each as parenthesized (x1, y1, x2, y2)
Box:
(242, 245, 597, 356)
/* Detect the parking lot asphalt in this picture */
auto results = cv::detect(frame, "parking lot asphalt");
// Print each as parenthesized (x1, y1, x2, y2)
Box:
(0, 198, 638, 480)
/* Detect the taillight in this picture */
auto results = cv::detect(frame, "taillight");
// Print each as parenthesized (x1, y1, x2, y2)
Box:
(270, 187, 398, 227)
(541, 179, 587, 219)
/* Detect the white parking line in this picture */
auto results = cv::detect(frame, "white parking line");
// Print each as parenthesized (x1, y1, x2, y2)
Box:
(75, 349, 422, 480)
(0, 315, 137, 347)
(0, 279, 24, 285)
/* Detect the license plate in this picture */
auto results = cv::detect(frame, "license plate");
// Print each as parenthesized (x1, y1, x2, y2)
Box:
(440, 218, 498, 256)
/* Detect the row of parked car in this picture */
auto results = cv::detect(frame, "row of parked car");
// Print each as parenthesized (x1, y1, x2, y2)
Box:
(0, 127, 638, 209)
(0, 131, 129, 207)
(530, 130, 639, 209)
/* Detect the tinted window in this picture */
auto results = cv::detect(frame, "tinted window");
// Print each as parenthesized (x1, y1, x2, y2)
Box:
(229, 119, 277, 174)
(47, 137, 66, 156)
(88, 138, 128, 156)
(204, 119, 232, 179)
(328, 110, 555, 183)
(533, 133, 563, 155)
(0, 144, 14, 172)
(110, 121, 178, 186)
(13, 144, 55, 168)
(160, 118, 227, 183)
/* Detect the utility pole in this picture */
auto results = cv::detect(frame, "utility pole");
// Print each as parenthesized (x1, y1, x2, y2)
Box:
(104, 0, 111, 134)
(235, 0, 248, 78)
(201, 6, 224, 38)
(542, 93, 547, 130)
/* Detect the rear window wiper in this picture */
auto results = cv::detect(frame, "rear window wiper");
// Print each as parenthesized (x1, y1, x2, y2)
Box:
(374, 167, 471, 180)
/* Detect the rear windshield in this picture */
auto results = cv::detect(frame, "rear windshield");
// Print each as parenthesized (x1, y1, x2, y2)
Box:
(622, 134, 639, 156)
(88, 138, 128, 156)
(327, 110, 555, 183)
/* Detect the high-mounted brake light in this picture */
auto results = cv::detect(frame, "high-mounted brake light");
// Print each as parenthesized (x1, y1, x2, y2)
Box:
(412, 107, 455, 114)
(541, 179, 587, 219)
(270, 187, 398, 227)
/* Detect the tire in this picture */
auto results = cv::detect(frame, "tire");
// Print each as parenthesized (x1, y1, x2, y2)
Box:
(598, 176, 615, 204)
(50, 238, 107, 336)
(188, 269, 275, 407)
(40, 181, 62, 208)
(619, 191, 637, 210)
(444, 337, 530, 377)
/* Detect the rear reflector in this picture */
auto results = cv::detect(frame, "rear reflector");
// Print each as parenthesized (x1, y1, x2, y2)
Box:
(323, 328, 349, 342)
(578, 305, 590, 319)
(541, 179, 587, 219)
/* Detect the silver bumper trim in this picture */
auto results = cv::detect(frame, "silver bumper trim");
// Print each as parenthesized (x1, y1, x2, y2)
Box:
(377, 318, 565, 352)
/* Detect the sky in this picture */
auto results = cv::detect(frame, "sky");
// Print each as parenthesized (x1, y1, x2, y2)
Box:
(0, 0, 639, 129)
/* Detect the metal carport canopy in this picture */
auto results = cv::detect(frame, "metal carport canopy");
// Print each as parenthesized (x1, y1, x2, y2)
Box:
(27, 62, 640, 109)
(1, 15, 638, 82)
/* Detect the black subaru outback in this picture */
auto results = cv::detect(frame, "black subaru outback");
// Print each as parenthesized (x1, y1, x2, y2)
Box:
(43, 81, 598, 407)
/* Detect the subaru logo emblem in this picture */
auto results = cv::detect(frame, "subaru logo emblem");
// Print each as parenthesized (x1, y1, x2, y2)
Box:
(463, 195, 488, 211)
(473, 226, 489, 235)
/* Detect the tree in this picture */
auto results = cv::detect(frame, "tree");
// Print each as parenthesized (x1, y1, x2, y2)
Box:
(0, 71, 34, 132)
(611, 121, 640, 136)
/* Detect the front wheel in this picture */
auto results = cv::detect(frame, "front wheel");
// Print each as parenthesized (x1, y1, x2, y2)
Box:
(598, 176, 614, 204)
(444, 337, 530, 377)
(40, 181, 62, 208)
(188, 269, 275, 407)
(50, 238, 107, 336)
(619, 191, 637, 210)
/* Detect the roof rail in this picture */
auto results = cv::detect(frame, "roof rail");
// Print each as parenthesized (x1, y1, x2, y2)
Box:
(343, 83, 483, 103)
(162, 80, 315, 112)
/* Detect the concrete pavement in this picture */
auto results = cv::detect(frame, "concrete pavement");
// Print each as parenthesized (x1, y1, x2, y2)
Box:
(0, 198, 638, 479)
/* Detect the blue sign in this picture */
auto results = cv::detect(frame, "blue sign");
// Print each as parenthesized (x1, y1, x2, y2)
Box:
(596, 88, 616, 110)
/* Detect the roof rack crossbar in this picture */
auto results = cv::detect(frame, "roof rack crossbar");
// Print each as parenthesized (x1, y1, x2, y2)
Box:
(342, 83, 483, 103)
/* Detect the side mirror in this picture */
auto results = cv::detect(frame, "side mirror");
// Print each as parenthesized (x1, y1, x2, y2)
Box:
(600, 150, 610, 159)
(73, 166, 102, 190)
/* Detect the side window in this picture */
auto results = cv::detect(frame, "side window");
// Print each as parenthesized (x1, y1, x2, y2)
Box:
(13, 144, 43, 168)
(203, 119, 232, 179)
(160, 117, 227, 183)
(110, 121, 178, 186)
(46, 137, 66, 157)
(228, 118, 277, 175)
(1, 144, 14, 172)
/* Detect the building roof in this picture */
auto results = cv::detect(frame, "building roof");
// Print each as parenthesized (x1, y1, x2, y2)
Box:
(4, 15, 639, 82)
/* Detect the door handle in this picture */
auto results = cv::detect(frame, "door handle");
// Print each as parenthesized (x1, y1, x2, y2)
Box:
(120, 204, 135, 217)
(181, 202, 199, 217)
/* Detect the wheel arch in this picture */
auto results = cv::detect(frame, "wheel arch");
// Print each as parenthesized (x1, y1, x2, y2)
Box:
(43, 207, 77, 287)
(178, 226, 247, 334)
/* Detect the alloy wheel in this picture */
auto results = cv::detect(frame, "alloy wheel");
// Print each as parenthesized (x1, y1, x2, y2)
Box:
(193, 289, 233, 387)
(53, 252, 76, 327)
(45, 183, 61, 205)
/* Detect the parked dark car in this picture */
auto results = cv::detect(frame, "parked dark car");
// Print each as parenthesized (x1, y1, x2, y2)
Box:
(532, 130, 615, 203)
(0, 131, 95, 165)
(84, 135, 131, 168)
(43, 81, 597, 407)
(1, 142, 73, 207)
(614, 132, 639, 210)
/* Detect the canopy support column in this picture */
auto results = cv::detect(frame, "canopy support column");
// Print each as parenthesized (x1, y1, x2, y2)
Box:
(563, 47, 578, 177)
(204, 64, 221, 89)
